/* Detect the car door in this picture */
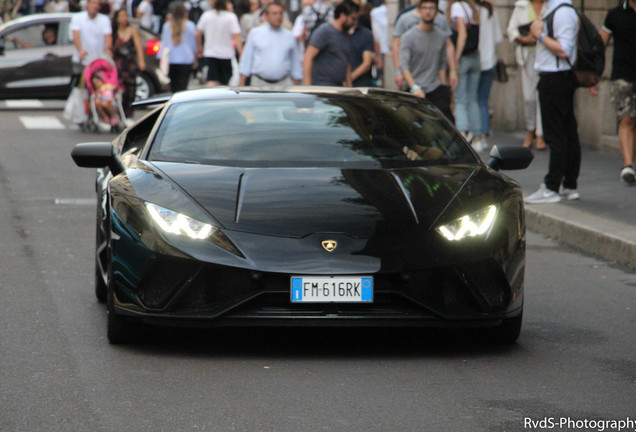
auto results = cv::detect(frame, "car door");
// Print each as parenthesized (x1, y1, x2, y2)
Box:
(0, 18, 74, 99)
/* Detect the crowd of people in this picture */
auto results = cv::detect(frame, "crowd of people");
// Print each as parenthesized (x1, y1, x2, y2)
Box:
(1, 0, 634, 189)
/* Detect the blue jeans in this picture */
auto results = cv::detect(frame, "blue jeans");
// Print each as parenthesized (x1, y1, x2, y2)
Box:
(478, 66, 496, 136)
(455, 52, 482, 136)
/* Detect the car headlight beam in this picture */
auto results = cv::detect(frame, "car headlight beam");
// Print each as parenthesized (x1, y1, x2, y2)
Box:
(436, 205, 497, 241)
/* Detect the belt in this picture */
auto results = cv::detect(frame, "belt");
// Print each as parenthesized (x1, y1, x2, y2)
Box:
(254, 74, 288, 84)
(539, 70, 573, 77)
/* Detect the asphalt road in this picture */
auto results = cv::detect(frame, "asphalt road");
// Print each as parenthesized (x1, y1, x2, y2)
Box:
(0, 106, 634, 431)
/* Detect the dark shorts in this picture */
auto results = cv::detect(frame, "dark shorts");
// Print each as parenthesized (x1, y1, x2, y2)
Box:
(204, 57, 233, 85)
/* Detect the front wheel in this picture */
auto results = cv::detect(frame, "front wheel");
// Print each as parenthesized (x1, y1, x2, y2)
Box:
(135, 73, 155, 102)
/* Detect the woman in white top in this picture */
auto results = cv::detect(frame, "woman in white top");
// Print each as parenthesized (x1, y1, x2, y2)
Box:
(447, 0, 483, 150)
(196, 0, 243, 86)
(506, 0, 546, 150)
(475, 0, 502, 147)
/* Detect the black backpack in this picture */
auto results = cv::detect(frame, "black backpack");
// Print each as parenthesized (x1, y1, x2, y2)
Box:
(545, 4, 605, 87)
(188, 0, 204, 24)
(306, 6, 330, 44)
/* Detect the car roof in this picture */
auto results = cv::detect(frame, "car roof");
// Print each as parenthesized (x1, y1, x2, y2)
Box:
(0, 12, 157, 37)
(166, 86, 412, 105)
(0, 13, 71, 32)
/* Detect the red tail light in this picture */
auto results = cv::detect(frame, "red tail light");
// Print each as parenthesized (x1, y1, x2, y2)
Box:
(145, 39, 161, 56)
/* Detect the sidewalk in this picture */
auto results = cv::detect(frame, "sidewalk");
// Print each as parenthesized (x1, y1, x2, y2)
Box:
(486, 130, 636, 270)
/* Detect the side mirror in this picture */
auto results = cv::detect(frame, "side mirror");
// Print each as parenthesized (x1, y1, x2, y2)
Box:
(71, 142, 124, 175)
(487, 145, 534, 171)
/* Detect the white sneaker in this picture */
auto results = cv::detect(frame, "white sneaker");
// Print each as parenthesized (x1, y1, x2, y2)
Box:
(471, 139, 485, 152)
(525, 184, 561, 204)
(462, 131, 474, 143)
(559, 186, 580, 200)
(620, 165, 635, 184)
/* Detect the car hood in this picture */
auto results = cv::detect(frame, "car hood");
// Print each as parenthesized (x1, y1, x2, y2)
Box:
(150, 162, 478, 238)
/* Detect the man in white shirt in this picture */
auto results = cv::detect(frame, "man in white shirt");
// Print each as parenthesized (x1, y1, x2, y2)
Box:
(525, 0, 581, 204)
(71, 0, 112, 66)
(136, 0, 154, 30)
(196, 0, 243, 86)
(239, 2, 302, 86)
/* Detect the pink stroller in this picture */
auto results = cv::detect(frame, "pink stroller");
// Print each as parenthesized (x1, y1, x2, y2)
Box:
(82, 55, 127, 133)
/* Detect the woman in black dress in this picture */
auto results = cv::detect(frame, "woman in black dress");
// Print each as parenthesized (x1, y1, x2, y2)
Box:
(112, 8, 146, 117)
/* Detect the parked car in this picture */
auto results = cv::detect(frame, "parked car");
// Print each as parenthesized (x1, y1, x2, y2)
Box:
(0, 12, 169, 101)
(71, 87, 534, 344)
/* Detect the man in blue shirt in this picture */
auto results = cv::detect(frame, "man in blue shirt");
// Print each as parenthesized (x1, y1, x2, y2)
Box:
(239, 1, 302, 86)
(349, 12, 375, 87)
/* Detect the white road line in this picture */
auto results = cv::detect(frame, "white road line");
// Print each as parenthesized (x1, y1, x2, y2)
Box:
(5, 100, 44, 108)
(19, 116, 66, 130)
(54, 198, 96, 206)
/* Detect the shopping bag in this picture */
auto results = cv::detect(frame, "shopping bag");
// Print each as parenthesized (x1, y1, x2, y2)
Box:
(494, 59, 508, 83)
(63, 87, 88, 124)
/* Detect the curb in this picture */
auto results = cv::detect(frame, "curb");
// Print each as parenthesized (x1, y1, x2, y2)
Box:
(525, 205, 636, 270)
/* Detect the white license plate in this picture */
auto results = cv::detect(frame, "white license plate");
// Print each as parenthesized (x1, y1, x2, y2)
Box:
(290, 276, 373, 303)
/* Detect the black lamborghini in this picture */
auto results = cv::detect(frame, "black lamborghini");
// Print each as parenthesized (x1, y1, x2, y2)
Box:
(71, 87, 533, 344)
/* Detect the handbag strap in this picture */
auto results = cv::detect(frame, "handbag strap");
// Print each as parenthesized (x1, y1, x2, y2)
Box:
(460, 2, 472, 25)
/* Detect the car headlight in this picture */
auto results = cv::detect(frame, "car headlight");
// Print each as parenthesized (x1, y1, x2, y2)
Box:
(144, 202, 243, 256)
(145, 202, 214, 239)
(436, 205, 497, 241)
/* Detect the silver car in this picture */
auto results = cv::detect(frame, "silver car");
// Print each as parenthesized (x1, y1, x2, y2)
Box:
(0, 12, 169, 100)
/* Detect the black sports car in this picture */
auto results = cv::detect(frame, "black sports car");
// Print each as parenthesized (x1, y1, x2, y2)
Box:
(71, 87, 533, 344)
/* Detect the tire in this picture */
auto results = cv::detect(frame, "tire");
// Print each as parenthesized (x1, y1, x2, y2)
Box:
(103, 208, 139, 344)
(95, 202, 107, 303)
(135, 73, 155, 102)
(106, 272, 140, 345)
(95, 264, 107, 303)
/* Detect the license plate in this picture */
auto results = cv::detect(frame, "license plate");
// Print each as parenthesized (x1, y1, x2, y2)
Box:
(290, 276, 373, 303)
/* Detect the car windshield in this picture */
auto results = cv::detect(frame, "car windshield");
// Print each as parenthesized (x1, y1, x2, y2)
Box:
(147, 93, 476, 168)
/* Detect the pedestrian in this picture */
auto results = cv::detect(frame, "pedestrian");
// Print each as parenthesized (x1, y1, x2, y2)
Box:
(507, 0, 546, 151)
(238, 1, 302, 86)
(71, 0, 112, 67)
(400, 0, 455, 122)
(476, 0, 503, 149)
(251, 0, 292, 31)
(159, 2, 197, 93)
(196, 0, 243, 87)
(597, 0, 636, 184)
(370, 0, 388, 85)
(391, 0, 453, 91)
(112, 8, 146, 116)
(301, 0, 333, 45)
(349, 4, 375, 87)
(136, 0, 154, 29)
(46, 0, 69, 12)
(302, 0, 359, 87)
(524, 0, 580, 204)
(447, 0, 483, 151)
(238, 0, 259, 41)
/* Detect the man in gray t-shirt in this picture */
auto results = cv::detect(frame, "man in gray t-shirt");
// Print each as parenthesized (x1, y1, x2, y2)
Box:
(303, 0, 359, 86)
(392, 1, 455, 89)
(400, 0, 454, 121)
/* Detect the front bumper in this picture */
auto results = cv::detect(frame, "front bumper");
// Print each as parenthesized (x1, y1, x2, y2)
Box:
(111, 254, 524, 328)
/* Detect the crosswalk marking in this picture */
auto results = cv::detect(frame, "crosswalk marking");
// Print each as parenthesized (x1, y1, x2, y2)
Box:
(19, 116, 66, 130)
(5, 100, 44, 108)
